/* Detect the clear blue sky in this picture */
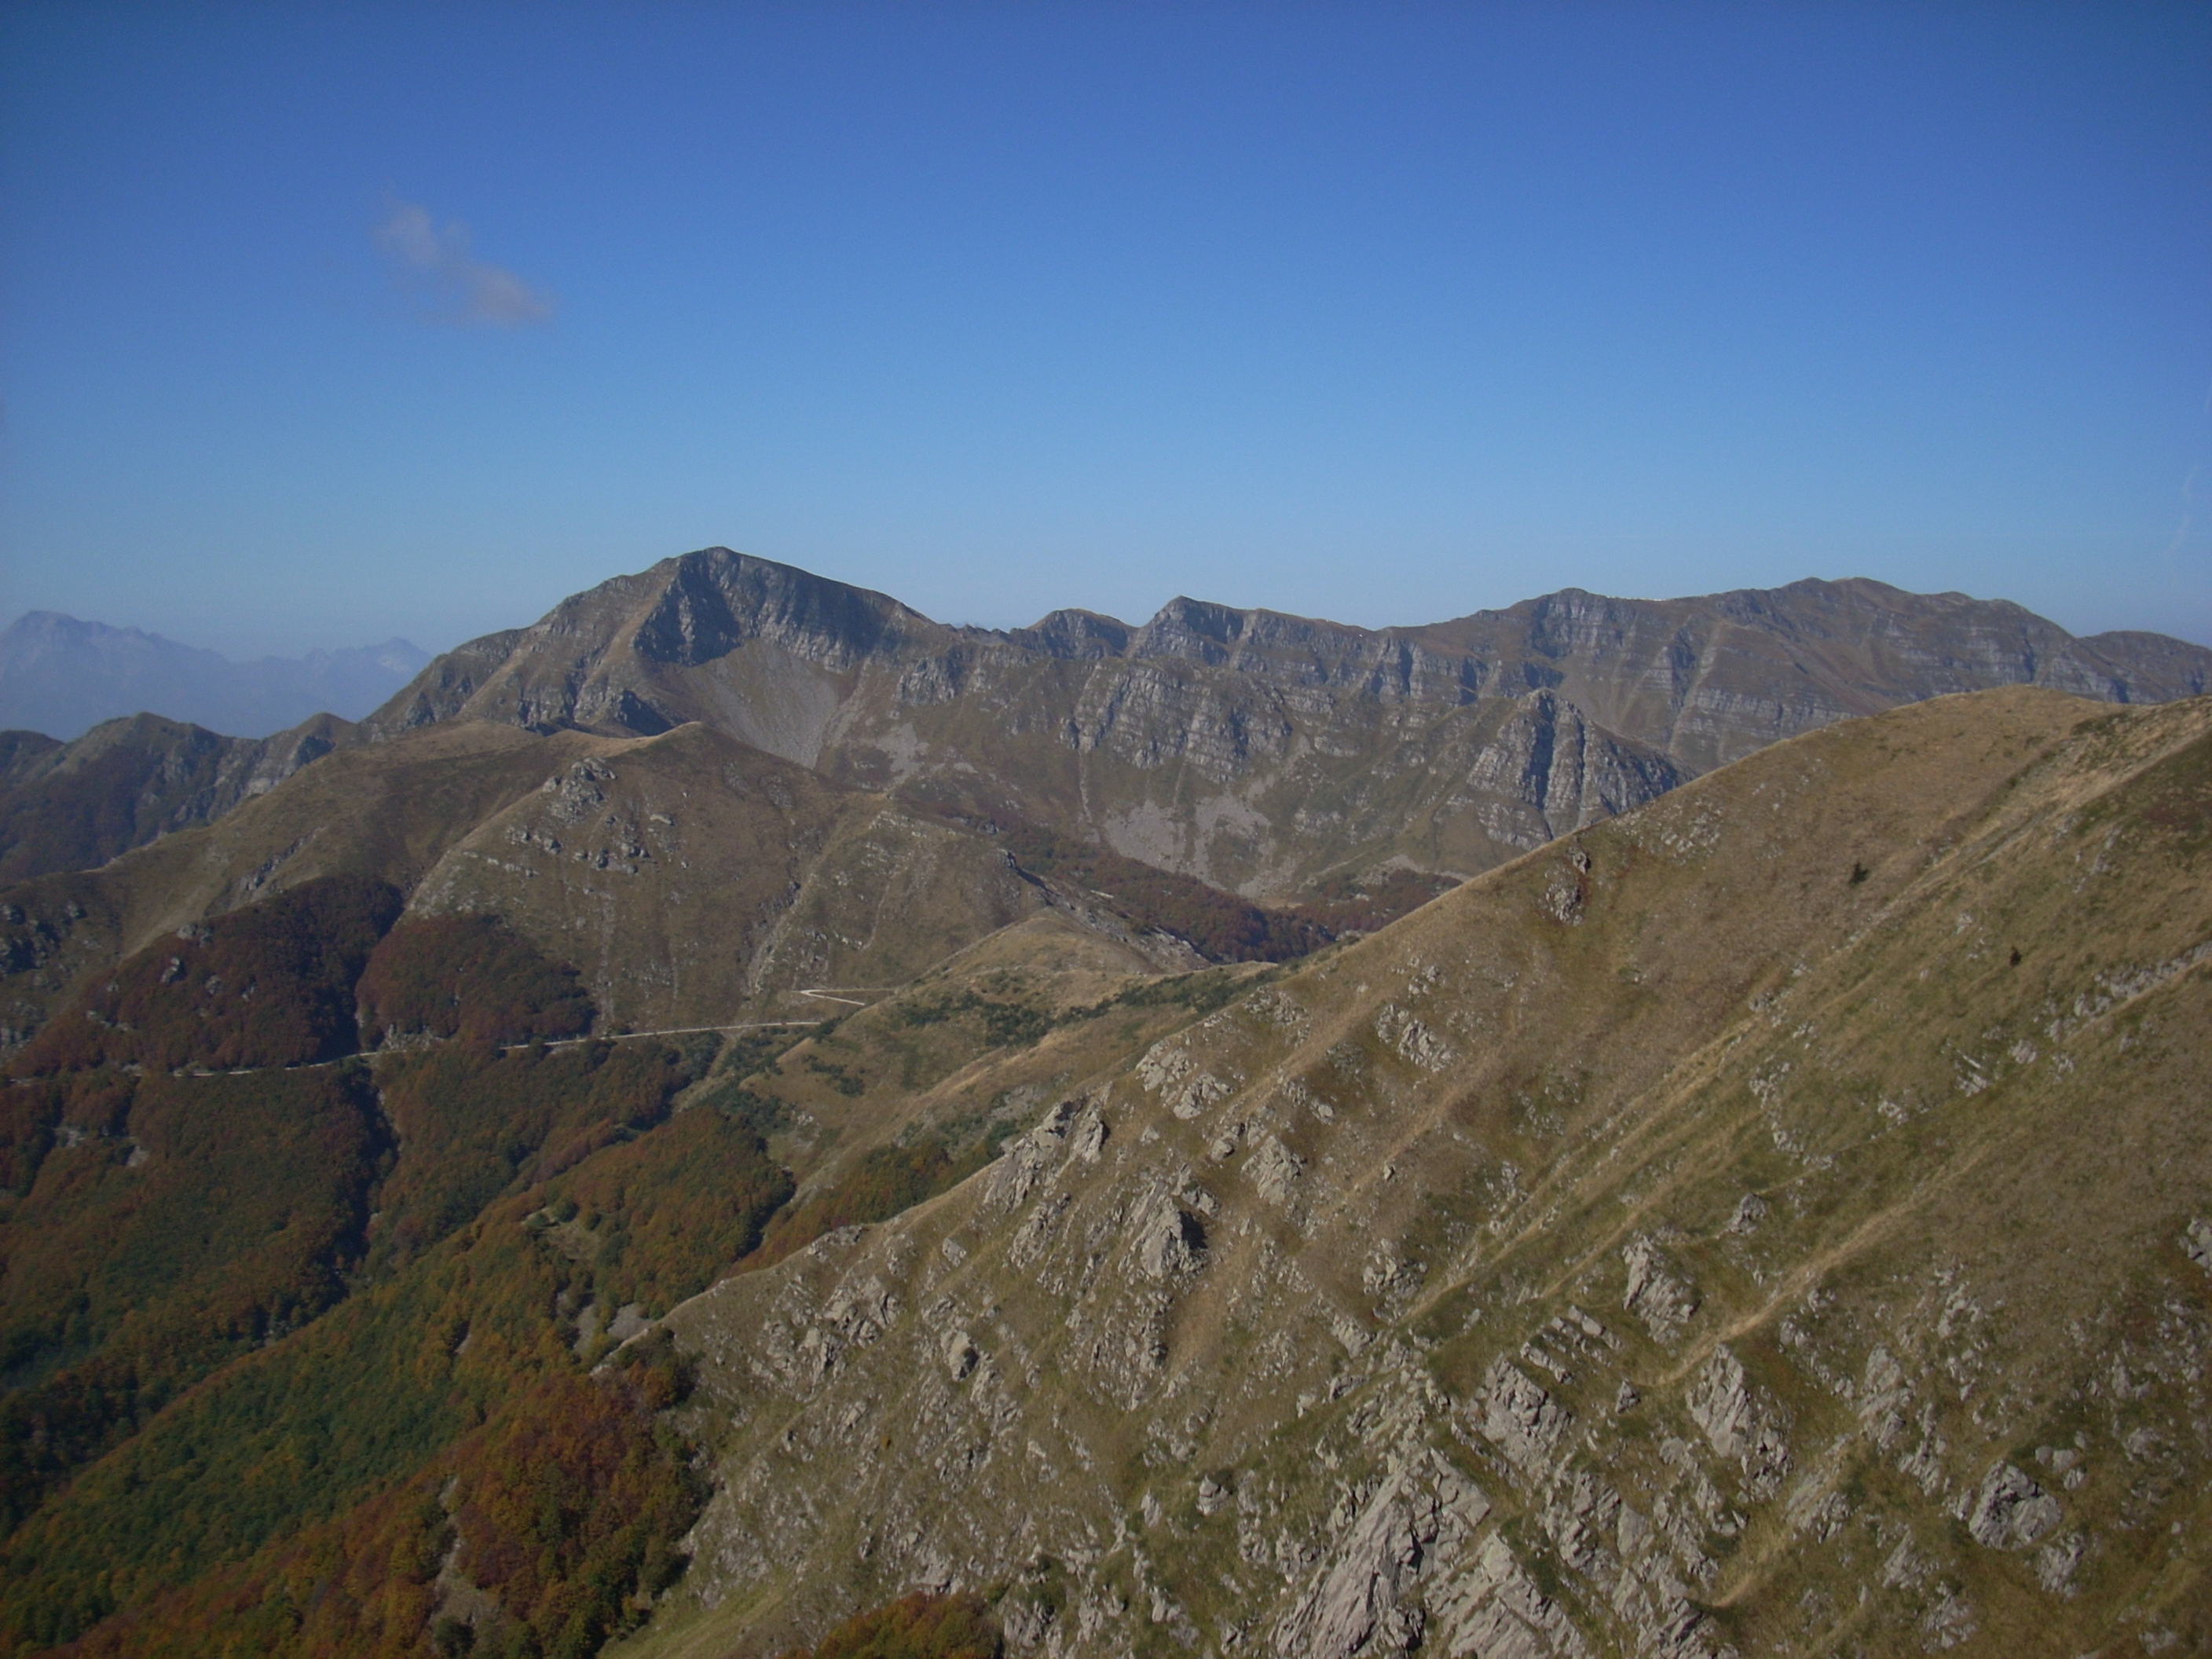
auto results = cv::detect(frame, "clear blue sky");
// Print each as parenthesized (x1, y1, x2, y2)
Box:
(3, 2, 2208, 657)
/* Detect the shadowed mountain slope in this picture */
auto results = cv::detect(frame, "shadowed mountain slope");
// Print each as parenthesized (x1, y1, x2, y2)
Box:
(0, 712, 350, 886)
(363, 550, 2212, 900)
(611, 685, 2212, 1659)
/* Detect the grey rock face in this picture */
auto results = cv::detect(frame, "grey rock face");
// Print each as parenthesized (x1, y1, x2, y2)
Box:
(1273, 1473, 1438, 1659)
(1964, 1462, 2060, 1551)
(1249, 1134, 1306, 1206)
(1431, 1531, 1591, 1659)
(2184, 1218, 2212, 1273)
(358, 553, 2212, 903)
(1134, 1196, 1207, 1280)
(1621, 1237, 1698, 1342)
(1685, 1346, 1789, 1500)
(1478, 1359, 1572, 1478)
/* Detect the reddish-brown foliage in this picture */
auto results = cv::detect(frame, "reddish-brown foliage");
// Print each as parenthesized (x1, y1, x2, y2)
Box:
(548, 1104, 794, 1314)
(1287, 866, 1459, 936)
(993, 818, 1329, 961)
(367, 1041, 690, 1271)
(14, 875, 401, 1075)
(0, 1066, 387, 1533)
(777, 1591, 1004, 1659)
(0, 1020, 759, 1657)
(356, 914, 594, 1049)
(49, 1346, 701, 1659)
(448, 1355, 701, 1654)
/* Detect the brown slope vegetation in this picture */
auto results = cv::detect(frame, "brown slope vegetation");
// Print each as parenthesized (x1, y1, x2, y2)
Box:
(0, 1031, 769, 1655)
(0, 1064, 387, 1535)
(14, 873, 401, 1074)
(49, 1341, 705, 1659)
(0, 719, 1022, 1050)
(774, 1591, 1003, 1659)
(0, 696, 1317, 1067)
(0, 788, 1241, 1654)
(618, 686, 2212, 1659)
(361, 549, 2211, 903)
(394, 720, 1053, 1032)
(0, 848, 760, 1654)
(357, 912, 595, 1048)
(0, 885, 613, 1557)
(0, 720, 607, 1044)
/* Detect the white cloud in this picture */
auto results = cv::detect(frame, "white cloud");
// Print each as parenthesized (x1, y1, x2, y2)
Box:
(373, 197, 555, 328)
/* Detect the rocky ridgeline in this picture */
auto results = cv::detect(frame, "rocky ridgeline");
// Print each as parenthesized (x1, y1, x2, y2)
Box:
(628, 687, 2212, 1659)
(356, 550, 2212, 903)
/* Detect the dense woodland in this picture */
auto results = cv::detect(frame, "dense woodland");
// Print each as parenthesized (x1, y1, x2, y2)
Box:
(0, 887, 800, 1655)
(16, 876, 401, 1074)
(357, 917, 595, 1049)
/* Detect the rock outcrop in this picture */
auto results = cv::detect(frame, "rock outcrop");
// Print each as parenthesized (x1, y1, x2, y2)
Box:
(633, 686, 2212, 1659)
(362, 550, 2212, 902)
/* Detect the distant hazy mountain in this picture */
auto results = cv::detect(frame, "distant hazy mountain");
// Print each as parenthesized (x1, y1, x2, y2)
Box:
(0, 611, 429, 739)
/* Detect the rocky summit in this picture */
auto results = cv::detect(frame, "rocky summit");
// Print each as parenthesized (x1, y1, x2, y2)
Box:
(361, 549, 2209, 900)
(0, 551, 2204, 1659)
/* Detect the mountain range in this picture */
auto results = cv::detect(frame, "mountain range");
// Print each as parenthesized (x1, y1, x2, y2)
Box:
(0, 550, 2204, 1659)
(0, 611, 429, 742)
(360, 551, 2209, 900)
(5, 551, 2207, 912)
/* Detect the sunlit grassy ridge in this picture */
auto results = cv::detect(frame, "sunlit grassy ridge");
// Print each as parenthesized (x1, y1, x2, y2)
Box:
(621, 687, 2212, 1659)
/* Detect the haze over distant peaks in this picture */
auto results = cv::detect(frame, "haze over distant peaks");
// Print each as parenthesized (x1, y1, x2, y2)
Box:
(0, 611, 429, 741)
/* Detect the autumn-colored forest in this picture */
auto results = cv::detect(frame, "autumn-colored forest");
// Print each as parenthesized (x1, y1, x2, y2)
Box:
(0, 891, 799, 1657)
(0, 863, 1105, 1657)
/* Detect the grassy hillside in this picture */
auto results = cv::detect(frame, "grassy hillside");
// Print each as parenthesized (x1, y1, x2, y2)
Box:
(0, 712, 1291, 1049)
(621, 687, 2212, 1659)
(0, 713, 349, 888)
(5, 683, 2205, 1659)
